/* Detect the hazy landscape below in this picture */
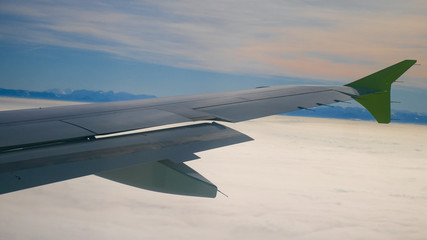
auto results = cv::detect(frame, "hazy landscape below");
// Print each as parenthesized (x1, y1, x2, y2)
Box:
(0, 88, 155, 103)
(0, 98, 426, 240)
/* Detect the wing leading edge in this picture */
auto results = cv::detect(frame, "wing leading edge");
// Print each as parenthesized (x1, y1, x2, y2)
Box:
(0, 60, 417, 197)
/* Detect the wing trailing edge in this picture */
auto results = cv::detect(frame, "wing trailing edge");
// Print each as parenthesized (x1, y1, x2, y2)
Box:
(0, 122, 252, 195)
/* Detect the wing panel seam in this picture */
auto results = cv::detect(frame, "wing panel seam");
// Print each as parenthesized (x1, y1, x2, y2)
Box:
(194, 89, 338, 110)
(60, 120, 97, 135)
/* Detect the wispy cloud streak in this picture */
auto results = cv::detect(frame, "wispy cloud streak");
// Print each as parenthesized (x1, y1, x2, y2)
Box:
(0, 0, 426, 85)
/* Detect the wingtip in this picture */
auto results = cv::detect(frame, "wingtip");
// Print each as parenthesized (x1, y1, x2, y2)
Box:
(405, 59, 417, 64)
(345, 59, 417, 124)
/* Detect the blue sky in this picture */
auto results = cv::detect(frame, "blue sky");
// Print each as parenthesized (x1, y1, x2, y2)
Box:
(0, 0, 426, 112)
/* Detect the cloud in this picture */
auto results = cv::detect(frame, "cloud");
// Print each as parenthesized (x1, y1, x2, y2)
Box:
(0, 0, 426, 86)
(1, 115, 427, 239)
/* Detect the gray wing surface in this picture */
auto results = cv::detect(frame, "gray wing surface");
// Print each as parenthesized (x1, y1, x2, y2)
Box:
(0, 60, 417, 197)
(0, 85, 358, 150)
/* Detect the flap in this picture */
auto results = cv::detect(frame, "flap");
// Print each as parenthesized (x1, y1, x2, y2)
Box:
(63, 109, 191, 135)
(97, 160, 217, 198)
(0, 122, 251, 194)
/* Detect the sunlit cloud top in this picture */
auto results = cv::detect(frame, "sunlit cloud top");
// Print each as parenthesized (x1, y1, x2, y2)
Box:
(1, 0, 426, 86)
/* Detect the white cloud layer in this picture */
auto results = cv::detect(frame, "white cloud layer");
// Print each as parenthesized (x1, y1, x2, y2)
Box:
(0, 1, 426, 85)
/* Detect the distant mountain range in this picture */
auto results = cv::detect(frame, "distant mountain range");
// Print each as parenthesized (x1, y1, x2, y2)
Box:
(1, 88, 425, 125)
(0, 88, 155, 102)
(283, 106, 427, 125)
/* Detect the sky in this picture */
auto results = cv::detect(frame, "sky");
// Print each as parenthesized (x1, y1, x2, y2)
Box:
(0, 0, 426, 112)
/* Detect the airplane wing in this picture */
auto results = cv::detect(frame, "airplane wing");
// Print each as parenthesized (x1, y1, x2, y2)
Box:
(0, 60, 417, 197)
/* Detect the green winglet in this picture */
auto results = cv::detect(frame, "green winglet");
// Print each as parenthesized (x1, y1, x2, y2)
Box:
(345, 60, 417, 123)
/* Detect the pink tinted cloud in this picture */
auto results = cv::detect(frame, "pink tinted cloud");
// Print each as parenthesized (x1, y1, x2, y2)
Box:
(1, 1, 426, 86)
